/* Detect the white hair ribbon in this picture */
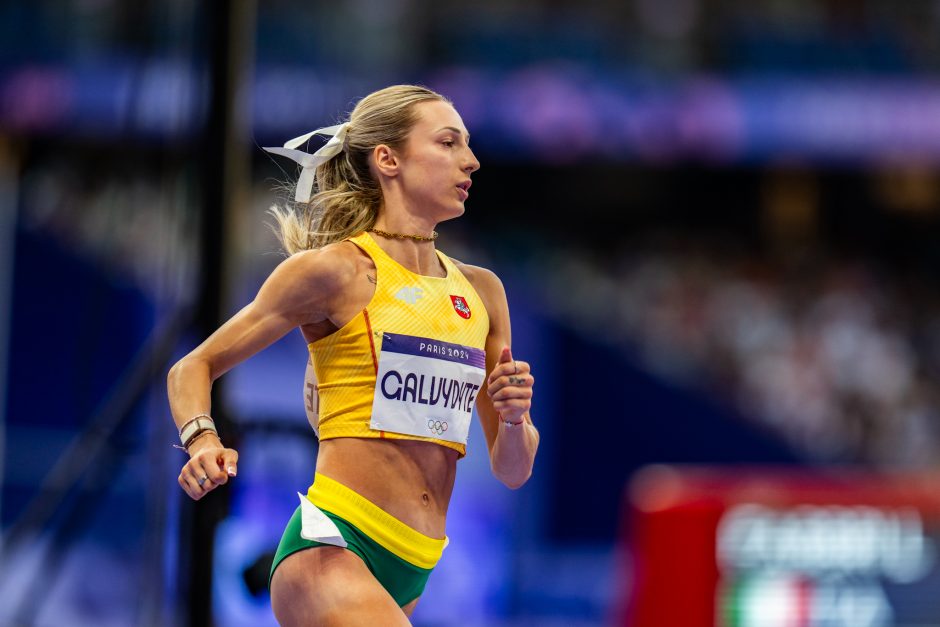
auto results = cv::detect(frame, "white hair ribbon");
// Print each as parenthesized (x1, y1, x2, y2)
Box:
(263, 123, 350, 203)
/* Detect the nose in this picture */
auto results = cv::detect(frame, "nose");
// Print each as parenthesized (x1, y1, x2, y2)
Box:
(463, 147, 480, 173)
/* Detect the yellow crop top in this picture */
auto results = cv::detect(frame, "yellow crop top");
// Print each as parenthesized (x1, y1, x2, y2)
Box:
(309, 232, 490, 457)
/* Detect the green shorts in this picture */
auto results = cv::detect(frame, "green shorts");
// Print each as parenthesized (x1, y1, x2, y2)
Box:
(269, 474, 444, 608)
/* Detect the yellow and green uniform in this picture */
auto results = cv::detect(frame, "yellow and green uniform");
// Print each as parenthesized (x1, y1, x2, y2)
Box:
(272, 474, 445, 606)
(310, 231, 489, 457)
(271, 232, 490, 606)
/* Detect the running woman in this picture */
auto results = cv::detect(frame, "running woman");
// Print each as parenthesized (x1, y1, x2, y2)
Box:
(167, 85, 538, 626)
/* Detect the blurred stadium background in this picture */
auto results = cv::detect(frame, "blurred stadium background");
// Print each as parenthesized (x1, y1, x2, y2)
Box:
(2, 1, 940, 625)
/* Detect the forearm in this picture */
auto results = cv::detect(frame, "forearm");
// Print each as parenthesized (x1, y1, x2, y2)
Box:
(167, 357, 215, 433)
(171, 356, 239, 500)
(491, 416, 539, 489)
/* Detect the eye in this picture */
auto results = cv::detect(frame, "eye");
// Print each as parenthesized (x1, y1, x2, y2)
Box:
(441, 139, 455, 148)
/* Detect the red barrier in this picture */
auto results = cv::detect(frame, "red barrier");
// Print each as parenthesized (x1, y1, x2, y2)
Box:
(619, 466, 940, 627)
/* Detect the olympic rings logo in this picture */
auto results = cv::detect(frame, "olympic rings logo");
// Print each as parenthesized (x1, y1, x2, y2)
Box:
(427, 419, 449, 435)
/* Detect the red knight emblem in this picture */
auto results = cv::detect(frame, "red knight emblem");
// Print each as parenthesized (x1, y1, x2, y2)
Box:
(450, 295, 471, 319)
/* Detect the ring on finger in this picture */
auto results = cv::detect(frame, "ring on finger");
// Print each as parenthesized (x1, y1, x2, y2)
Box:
(513, 360, 518, 374)
(197, 475, 209, 487)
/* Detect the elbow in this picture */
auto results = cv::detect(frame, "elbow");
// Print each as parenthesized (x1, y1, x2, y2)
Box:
(167, 357, 193, 385)
(502, 476, 529, 490)
(166, 359, 188, 396)
(167, 360, 182, 388)
(495, 468, 532, 490)
(167, 355, 213, 389)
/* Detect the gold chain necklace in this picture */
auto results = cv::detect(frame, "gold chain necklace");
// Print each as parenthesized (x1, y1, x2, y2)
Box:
(367, 228, 438, 242)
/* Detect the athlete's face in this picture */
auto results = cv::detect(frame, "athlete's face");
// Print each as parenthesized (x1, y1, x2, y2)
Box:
(397, 100, 480, 219)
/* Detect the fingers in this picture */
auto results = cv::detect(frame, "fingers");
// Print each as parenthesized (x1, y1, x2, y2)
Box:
(197, 454, 229, 487)
(487, 362, 534, 393)
(220, 448, 239, 478)
(486, 346, 535, 424)
(487, 346, 534, 406)
(487, 359, 531, 385)
(178, 448, 239, 500)
(179, 462, 214, 500)
(488, 374, 535, 401)
(178, 471, 203, 500)
(487, 350, 534, 425)
(497, 346, 513, 365)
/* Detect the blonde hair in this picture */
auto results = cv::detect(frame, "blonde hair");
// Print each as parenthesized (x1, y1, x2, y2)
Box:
(269, 85, 450, 254)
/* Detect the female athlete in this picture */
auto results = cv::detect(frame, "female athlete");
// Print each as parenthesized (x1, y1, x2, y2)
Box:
(167, 84, 538, 625)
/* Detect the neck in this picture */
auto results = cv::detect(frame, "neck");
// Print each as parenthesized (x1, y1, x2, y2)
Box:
(374, 184, 448, 240)
(371, 213, 438, 241)
(370, 217, 445, 278)
(369, 227, 438, 242)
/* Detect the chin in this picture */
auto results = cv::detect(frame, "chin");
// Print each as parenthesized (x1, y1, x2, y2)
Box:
(436, 204, 466, 222)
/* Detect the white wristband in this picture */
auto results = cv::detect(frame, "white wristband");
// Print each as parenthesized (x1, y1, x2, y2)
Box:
(179, 414, 218, 449)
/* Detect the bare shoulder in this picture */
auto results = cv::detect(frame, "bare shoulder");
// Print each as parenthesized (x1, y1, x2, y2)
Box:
(255, 240, 371, 323)
(451, 258, 511, 342)
(272, 241, 366, 292)
(452, 259, 506, 307)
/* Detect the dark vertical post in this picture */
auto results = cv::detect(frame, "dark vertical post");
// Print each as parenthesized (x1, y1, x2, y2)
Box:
(0, 138, 18, 543)
(181, 2, 255, 626)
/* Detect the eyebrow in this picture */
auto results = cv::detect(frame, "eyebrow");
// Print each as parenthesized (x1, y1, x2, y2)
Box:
(437, 126, 470, 141)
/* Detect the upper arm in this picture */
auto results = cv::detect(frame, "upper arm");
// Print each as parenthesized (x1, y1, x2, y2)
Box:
(462, 264, 512, 455)
(184, 248, 350, 380)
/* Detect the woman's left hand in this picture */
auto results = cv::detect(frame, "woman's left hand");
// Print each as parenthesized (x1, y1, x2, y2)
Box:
(486, 347, 534, 426)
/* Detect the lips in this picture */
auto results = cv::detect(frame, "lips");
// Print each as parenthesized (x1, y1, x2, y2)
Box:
(456, 180, 471, 200)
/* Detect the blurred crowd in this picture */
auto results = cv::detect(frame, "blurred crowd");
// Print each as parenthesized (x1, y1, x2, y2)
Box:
(22, 150, 940, 468)
(3, 1, 940, 76)
(10, 0, 940, 472)
(273, 0, 940, 76)
(545, 240, 940, 467)
(16, 158, 198, 306)
(438, 0, 940, 75)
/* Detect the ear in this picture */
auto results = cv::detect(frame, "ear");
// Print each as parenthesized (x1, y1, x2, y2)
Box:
(372, 144, 400, 178)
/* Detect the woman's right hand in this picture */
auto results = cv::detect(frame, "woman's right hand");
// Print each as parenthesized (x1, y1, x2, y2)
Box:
(169, 248, 351, 500)
(178, 433, 239, 500)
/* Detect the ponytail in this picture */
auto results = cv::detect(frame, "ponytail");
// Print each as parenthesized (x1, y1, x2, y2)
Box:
(268, 85, 449, 255)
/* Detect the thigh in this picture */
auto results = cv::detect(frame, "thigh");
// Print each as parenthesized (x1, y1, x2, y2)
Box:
(270, 545, 411, 627)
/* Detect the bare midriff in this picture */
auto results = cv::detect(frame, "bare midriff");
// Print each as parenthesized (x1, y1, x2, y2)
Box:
(314, 437, 458, 539)
(301, 241, 465, 541)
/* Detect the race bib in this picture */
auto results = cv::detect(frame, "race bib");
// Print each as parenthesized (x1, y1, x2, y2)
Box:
(303, 357, 319, 437)
(371, 333, 486, 445)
